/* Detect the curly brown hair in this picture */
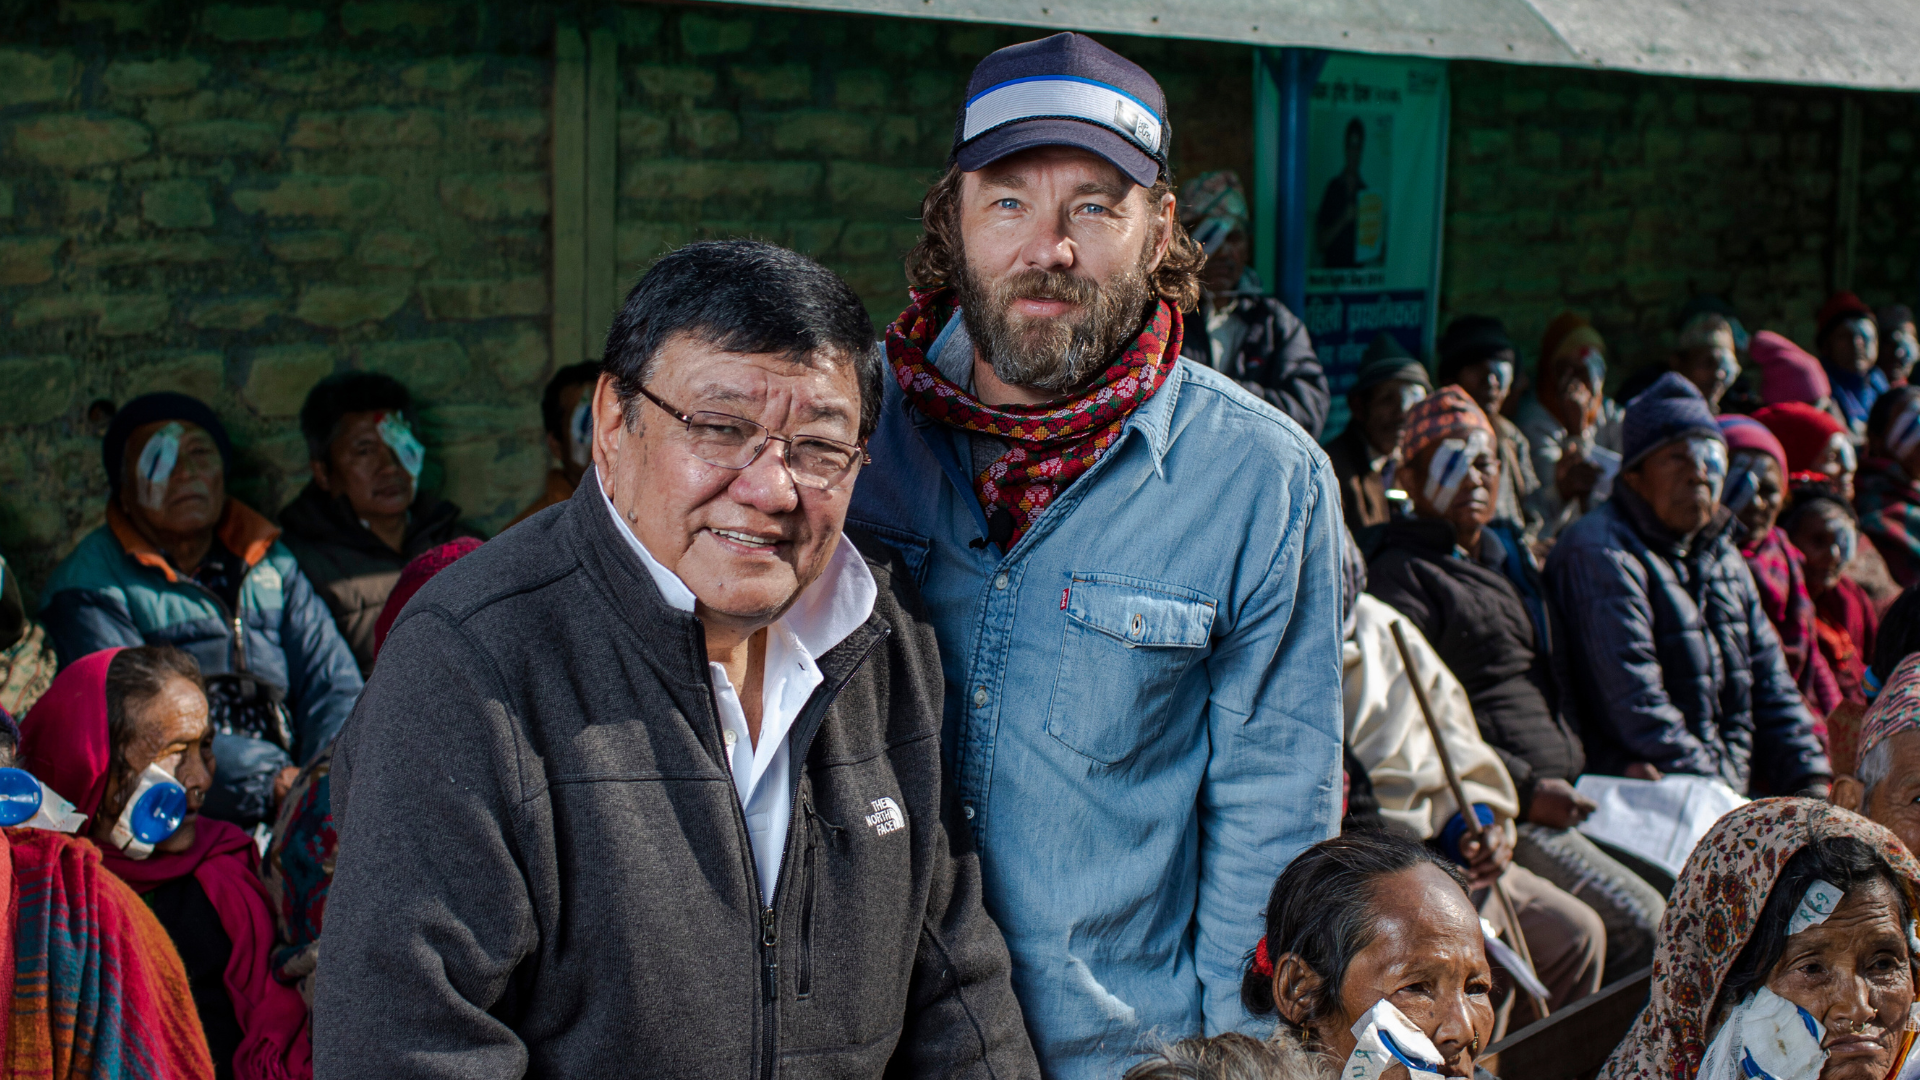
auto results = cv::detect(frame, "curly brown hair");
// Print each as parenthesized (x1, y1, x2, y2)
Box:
(904, 162, 1204, 314)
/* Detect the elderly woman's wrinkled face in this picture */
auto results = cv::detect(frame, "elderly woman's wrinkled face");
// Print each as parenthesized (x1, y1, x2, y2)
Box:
(1763, 877, 1914, 1080)
(1321, 864, 1495, 1077)
(119, 421, 224, 540)
(1729, 452, 1785, 540)
(90, 675, 216, 856)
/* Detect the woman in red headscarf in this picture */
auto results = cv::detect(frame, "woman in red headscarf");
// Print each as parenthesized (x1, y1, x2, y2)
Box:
(0, 694, 211, 1078)
(20, 646, 311, 1080)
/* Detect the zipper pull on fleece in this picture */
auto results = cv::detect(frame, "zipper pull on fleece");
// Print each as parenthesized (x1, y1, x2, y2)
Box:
(761, 906, 779, 1001)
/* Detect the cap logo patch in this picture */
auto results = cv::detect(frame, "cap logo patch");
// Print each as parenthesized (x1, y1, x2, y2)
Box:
(962, 75, 1163, 156)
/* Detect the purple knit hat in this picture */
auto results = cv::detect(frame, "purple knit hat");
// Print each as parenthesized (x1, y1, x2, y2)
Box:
(1623, 372, 1723, 469)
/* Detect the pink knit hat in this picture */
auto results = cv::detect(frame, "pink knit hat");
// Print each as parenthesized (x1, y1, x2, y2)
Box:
(1752, 330, 1829, 405)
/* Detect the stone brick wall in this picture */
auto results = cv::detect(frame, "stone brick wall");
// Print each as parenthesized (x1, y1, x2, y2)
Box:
(1440, 60, 1919, 384)
(0, 0, 1250, 594)
(605, 7, 1251, 314)
(1, 0, 1910, 596)
(0, 0, 563, 590)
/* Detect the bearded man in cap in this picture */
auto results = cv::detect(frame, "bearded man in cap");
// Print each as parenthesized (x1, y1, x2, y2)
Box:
(848, 33, 1343, 1079)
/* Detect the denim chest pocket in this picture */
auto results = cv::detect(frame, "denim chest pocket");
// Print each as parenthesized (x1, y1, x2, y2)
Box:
(1045, 574, 1217, 766)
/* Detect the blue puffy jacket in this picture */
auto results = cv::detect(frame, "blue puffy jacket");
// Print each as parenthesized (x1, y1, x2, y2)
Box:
(1545, 485, 1829, 795)
(40, 500, 363, 827)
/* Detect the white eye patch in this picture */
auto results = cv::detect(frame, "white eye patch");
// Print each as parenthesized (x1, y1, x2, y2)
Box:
(1578, 346, 1607, 390)
(1788, 878, 1843, 936)
(569, 399, 593, 468)
(1714, 347, 1741, 387)
(1723, 453, 1764, 516)
(1828, 433, 1857, 474)
(1686, 437, 1728, 503)
(1888, 399, 1920, 461)
(1394, 383, 1429, 413)
(1423, 428, 1494, 513)
(1487, 359, 1513, 394)
(134, 422, 184, 510)
(378, 412, 424, 481)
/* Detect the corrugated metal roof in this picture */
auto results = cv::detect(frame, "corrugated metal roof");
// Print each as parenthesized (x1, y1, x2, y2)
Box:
(708, 0, 1920, 90)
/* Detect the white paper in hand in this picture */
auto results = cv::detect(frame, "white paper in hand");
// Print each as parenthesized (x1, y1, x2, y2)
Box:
(1574, 774, 1747, 879)
(1343, 999, 1447, 1080)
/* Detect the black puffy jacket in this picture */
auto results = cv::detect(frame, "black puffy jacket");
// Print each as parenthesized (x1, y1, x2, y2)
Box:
(1367, 519, 1583, 814)
(1179, 294, 1330, 439)
(1544, 485, 1829, 794)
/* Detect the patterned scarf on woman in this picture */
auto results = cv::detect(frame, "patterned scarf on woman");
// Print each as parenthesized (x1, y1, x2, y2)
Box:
(885, 286, 1182, 548)
(1598, 799, 1920, 1080)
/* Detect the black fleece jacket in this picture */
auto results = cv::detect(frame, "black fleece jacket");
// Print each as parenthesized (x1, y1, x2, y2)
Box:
(1366, 518, 1584, 813)
(315, 473, 1037, 1080)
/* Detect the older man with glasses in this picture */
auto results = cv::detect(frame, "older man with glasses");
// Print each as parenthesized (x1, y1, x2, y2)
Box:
(315, 240, 1039, 1080)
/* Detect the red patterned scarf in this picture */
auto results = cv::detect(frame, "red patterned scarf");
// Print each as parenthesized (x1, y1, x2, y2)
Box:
(884, 287, 1182, 547)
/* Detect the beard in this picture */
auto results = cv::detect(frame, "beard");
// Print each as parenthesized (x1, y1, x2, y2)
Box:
(953, 239, 1159, 394)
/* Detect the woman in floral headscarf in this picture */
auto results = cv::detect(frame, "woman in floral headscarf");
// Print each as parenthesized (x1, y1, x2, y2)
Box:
(1599, 799, 1920, 1080)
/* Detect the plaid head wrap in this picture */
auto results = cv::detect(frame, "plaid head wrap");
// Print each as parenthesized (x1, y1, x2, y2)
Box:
(1859, 653, 1920, 763)
(885, 287, 1181, 549)
(1599, 798, 1920, 1080)
(1398, 385, 1495, 465)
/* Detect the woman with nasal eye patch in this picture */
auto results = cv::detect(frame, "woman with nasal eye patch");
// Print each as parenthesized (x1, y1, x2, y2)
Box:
(1721, 415, 1846, 721)
(1601, 799, 1920, 1080)
(20, 646, 312, 1080)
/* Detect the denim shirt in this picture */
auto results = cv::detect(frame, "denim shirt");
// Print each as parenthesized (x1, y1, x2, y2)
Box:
(849, 320, 1344, 1078)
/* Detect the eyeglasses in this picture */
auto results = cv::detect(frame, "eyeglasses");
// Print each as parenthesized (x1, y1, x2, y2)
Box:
(633, 384, 870, 491)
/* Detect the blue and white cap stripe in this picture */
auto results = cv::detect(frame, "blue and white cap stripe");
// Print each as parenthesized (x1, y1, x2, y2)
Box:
(962, 75, 1164, 157)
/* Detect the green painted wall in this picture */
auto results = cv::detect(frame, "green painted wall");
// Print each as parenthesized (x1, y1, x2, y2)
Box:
(0, 0, 1913, 596)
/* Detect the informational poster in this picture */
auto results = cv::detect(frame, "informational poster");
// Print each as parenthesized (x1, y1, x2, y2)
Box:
(1302, 54, 1449, 438)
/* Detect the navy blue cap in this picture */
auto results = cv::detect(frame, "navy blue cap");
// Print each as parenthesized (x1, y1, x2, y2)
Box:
(952, 33, 1168, 188)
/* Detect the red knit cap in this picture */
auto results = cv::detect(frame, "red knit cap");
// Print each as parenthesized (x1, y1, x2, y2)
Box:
(1751, 330, 1829, 405)
(1753, 402, 1848, 473)
(1817, 291, 1874, 337)
(1717, 414, 1787, 478)
(372, 536, 484, 659)
(1399, 385, 1495, 465)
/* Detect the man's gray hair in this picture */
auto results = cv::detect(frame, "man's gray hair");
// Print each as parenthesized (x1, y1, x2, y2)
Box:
(1859, 736, 1894, 808)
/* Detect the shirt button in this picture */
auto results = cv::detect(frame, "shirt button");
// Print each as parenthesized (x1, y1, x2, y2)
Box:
(993, 573, 1009, 590)
(973, 688, 988, 707)
(963, 805, 975, 820)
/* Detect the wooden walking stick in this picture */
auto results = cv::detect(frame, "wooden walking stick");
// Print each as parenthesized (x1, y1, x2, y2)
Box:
(1388, 620, 1552, 1020)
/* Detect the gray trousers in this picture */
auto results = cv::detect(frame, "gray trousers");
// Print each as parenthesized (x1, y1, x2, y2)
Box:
(1514, 823, 1668, 985)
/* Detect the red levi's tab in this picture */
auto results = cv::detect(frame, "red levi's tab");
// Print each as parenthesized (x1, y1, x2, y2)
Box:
(1061, 588, 1069, 610)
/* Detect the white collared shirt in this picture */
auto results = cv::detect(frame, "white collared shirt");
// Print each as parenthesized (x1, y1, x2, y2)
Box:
(599, 482, 877, 902)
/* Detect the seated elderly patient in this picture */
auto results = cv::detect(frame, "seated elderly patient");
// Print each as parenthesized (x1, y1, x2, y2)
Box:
(1832, 653, 1920, 859)
(1367, 387, 1659, 983)
(1235, 830, 1499, 1079)
(21, 646, 311, 1080)
(0, 702, 212, 1077)
(1342, 586, 1606, 1031)
(1722, 415, 1844, 719)
(1547, 373, 1829, 797)
(1600, 799, 1920, 1080)
(38, 392, 362, 829)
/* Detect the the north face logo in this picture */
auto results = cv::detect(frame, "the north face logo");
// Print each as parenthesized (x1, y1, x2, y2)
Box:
(865, 797, 905, 836)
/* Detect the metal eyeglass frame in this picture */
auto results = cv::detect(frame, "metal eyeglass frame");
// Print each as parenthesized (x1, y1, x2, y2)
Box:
(631, 383, 871, 491)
